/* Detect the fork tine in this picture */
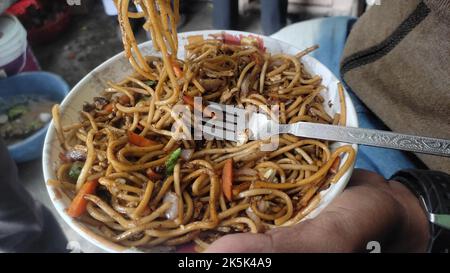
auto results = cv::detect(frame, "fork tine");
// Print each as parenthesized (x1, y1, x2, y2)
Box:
(202, 122, 237, 141)
(195, 101, 262, 141)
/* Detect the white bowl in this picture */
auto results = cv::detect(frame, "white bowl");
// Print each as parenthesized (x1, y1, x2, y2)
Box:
(42, 30, 358, 253)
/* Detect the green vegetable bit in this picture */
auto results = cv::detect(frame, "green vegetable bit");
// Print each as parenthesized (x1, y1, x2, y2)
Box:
(144, 80, 157, 87)
(141, 95, 151, 101)
(7, 104, 28, 120)
(69, 161, 84, 180)
(27, 120, 43, 132)
(165, 148, 181, 175)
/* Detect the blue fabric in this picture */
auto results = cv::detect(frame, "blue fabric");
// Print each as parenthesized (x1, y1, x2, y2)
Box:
(212, 0, 288, 34)
(0, 139, 68, 252)
(260, 0, 288, 35)
(212, 0, 239, 30)
(272, 17, 421, 178)
(272, 16, 354, 77)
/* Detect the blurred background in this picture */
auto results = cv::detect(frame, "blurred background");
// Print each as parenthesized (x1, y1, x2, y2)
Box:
(0, 0, 375, 252)
(0, 0, 372, 86)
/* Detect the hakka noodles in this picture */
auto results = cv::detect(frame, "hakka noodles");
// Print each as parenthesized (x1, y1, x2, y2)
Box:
(49, 0, 355, 251)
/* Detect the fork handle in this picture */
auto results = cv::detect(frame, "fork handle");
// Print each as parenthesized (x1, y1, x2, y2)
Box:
(280, 122, 450, 157)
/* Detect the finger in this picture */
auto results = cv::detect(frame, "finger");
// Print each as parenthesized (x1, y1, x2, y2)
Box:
(266, 221, 352, 252)
(206, 216, 353, 253)
(347, 168, 388, 188)
(266, 180, 401, 252)
(205, 232, 273, 253)
(315, 182, 403, 251)
(207, 170, 396, 253)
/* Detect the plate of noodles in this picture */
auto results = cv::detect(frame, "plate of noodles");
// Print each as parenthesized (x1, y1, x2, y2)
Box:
(42, 0, 357, 253)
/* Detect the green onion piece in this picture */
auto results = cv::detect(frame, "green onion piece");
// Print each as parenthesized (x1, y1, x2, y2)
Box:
(68, 161, 84, 180)
(165, 148, 182, 175)
(27, 120, 43, 131)
(141, 95, 151, 101)
(7, 104, 28, 120)
(144, 80, 157, 87)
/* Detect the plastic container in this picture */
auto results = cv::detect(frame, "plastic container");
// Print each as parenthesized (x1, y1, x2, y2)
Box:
(0, 72, 69, 162)
(0, 14, 40, 78)
(26, 10, 71, 46)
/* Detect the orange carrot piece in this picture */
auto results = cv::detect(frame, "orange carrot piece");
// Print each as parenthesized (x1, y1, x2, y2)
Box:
(187, 35, 204, 44)
(118, 94, 131, 105)
(182, 95, 195, 107)
(232, 181, 251, 196)
(103, 103, 114, 113)
(146, 168, 163, 180)
(222, 158, 234, 201)
(128, 131, 158, 147)
(174, 66, 183, 78)
(67, 179, 98, 218)
(202, 105, 215, 118)
(172, 60, 183, 78)
(330, 156, 341, 174)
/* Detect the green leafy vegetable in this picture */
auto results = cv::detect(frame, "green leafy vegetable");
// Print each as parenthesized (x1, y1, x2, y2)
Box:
(27, 120, 43, 132)
(140, 95, 151, 102)
(144, 80, 157, 87)
(165, 148, 181, 175)
(7, 104, 28, 120)
(69, 161, 84, 180)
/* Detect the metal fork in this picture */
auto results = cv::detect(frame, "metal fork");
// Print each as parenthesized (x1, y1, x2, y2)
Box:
(199, 102, 450, 157)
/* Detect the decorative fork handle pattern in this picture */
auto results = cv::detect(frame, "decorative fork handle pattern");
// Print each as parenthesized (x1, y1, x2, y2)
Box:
(279, 122, 450, 157)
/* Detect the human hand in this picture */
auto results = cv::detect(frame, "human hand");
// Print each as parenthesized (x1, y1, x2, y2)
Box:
(206, 169, 430, 253)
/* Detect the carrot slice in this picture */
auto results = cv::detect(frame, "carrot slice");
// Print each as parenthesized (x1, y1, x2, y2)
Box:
(329, 156, 341, 175)
(172, 60, 183, 78)
(187, 35, 204, 44)
(223, 33, 241, 45)
(232, 181, 251, 196)
(118, 94, 131, 105)
(59, 152, 70, 163)
(67, 179, 98, 218)
(182, 95, 195, 107)
(103, 103, 114, 113)
(222, 158, 234, 201)
(128, 131, 158, 147)
(146, 168, 163, 180)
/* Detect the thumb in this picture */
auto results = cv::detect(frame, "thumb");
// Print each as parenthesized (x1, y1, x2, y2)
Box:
(205, 220, 327, 253)
(205, 232, 274, 253)
(205, 215, 353, 253)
